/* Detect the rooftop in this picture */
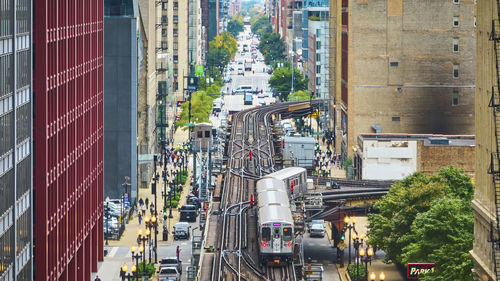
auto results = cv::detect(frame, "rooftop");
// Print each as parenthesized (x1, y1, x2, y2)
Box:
(358, 133, 475, 147)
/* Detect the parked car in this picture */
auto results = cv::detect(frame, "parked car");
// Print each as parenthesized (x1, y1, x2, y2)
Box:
(158, 267, 180, 281)
(310, 223, 326, 238)
(173, 222, 190, 240)
(223, 76, 232, 83)
(237, 67, 244, 75)
(179, 204, 198, 222)
(160, 257, 182, 274)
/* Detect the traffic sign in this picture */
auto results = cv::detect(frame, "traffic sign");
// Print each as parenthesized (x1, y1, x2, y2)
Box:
(313, 132, 323, 135)
(184, 123, 195, 127)
(337, 241, 346, 251)
(195, 65, 204, 76)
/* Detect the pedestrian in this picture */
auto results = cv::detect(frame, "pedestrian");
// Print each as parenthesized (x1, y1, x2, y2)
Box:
(176, 246, 181, 260)
(94, 275, 101, 281)
(138, 212, 142, 225)
(141, 204, 146, 216)
(145, 198, 149, 208)
(139, 198, 144, 207)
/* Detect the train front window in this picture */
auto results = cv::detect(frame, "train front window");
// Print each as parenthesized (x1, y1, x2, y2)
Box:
(262, 227, 271, 241)
(283, 227, 292, 241)
(274, 228, 280, 238)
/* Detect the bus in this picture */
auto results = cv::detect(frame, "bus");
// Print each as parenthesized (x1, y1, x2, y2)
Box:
(244, 92, 253, 105)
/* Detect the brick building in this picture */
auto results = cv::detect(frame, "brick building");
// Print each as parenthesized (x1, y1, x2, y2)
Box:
(471, 1, 498, 280)
(329, 0, 476, 159)
(353, 134, 475, 181)
(33, 0, 104, 280)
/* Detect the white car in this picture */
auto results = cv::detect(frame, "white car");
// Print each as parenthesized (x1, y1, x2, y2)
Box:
(158, 267, 180, 281)
(310, 223, 326, 238)
(258, 92, 265, 98)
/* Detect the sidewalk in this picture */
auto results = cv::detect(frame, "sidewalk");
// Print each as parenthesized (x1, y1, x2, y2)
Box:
(331, 217, 405, 281)
(94, 127, 193, 280)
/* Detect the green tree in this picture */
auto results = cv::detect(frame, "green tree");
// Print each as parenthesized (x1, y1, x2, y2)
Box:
(175, 90, 216, 129)
(227, 18, 244, 38)
(206, 32, 237, 80)
(367, 167, 474, 280)
(401, 198, 473, 281)
(268, 67, 308, 101)
(258, 32, 286, 65)
(288, 90, 312, 101)
(251, 16, 272, 35)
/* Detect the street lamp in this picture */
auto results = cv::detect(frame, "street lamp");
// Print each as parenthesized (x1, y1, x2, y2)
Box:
(353, 232, 365, 281)
(130, 245, 141, 279)
(137, 228, 148, 274)
(369, 272, 385, 281)
(360, 246, 374, 278)
(150, 215, 158, 263)
(120, 264, 136, 281)
(105, 197, 110, 246)
(168, 179, 174, 218)
(344, 215, 357, 266)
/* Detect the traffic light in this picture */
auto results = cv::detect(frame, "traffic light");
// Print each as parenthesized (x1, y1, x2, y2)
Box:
(282, 138, 285, 148)
(249, 151, 252, 160)
(250, 195, 254, 206)
(340, 231, 345, 241)
(152, 182, 157, 195)
(163, 210, 167, 220)
(290, 182, 294, 193)
(187, 142, 192, 151)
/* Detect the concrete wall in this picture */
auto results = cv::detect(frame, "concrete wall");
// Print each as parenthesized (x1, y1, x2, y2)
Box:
(472, 0, 496, 280)
(104, 17, 138, 202)
(359, 139, 417, 180)
(342, 0, 476, 157)
(417, 141, 475, 177)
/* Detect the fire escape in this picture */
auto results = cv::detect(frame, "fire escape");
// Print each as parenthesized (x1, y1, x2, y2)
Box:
(489, 11, 500, 280)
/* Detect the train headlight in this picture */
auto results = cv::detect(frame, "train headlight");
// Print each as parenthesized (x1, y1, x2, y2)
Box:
(287, 241, 291, 247)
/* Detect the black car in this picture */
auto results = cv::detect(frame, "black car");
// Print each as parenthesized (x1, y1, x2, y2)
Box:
(186, 196, 201, 209)
(179, 204, 198, 222)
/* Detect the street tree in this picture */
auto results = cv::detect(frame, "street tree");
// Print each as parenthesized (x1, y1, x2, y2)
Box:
(367, 167, 474, 280)
(175, 90, 216, 129)
(258, 32, 286, 65)
(268, 67, 308, 101)
(206, 32, 237, 79)
(401, 198, 473, 281)
(288, 90, 313, 101)
(227, 18, 244, 38)
(251, 16, 272, 35)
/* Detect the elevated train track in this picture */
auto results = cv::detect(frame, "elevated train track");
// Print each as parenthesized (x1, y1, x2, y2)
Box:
(213, 101, 323, 281)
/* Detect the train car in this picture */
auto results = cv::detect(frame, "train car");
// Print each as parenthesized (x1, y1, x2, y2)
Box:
(257, 190, 289, 209)
(256, 178, 285, 194)
(264, 167, 308, 199)
(257, 205, 294, 265)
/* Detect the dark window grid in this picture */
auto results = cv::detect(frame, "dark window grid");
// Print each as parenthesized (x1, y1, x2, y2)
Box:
(392, 117, 400, 122)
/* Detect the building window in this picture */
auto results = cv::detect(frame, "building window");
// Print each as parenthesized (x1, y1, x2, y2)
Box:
(173, 29, 178, 37)
(453, 16, 459, 27)
(161, 16, 167, 24)
(389, 62, 398, 67)
(162, 42, 167, 50)
(173, 1, 178, 10)
(173, 42, 178, 50)
(173, 16, 178, 24)
(392, 117, 400, 122)
(452, 91, 459, 106)
(316, 29, 320, 36)
(453, 64, 459, 78)
(316, 41, 321, 50)
(316, 77, 321, 85)
(162, 29, 167, 37)
(316, 53, 321, 62)
(316, 65, 321, 73)
(454, 0, 459, 3)
(453, 38, 459, 52)
(173, 55, 178, 64)
(162, 2, 167, 10)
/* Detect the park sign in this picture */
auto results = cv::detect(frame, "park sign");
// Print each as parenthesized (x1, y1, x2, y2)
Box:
(407, 263, 435, 279)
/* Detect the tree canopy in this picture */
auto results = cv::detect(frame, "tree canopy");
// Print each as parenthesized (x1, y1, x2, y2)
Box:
(367, 167, 474, 281)
(251, 16, 272, 35)
(206, 32, 237, 82)
(227, 17, 244, 38)
(175, 83, 221, 129)
(268, 67, 308, 101)
(258, 32, 286, 65)
(288, 90, 313, 101)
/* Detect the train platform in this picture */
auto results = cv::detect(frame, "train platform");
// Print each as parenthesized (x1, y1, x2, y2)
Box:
(199, 202, 221, 281)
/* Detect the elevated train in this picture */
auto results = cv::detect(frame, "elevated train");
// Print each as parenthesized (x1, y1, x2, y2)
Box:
(255, 167, 308, 266)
